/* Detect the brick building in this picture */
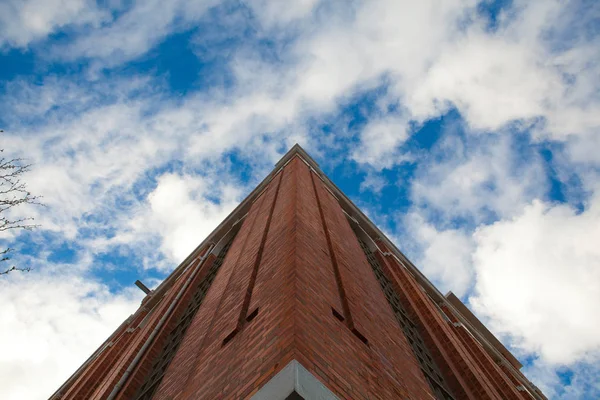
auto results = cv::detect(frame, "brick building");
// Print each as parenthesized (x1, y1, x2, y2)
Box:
(51, 145, 546, 400)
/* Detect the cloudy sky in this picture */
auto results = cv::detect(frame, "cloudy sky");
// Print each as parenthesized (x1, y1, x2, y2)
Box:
(1, 0, 599, 398)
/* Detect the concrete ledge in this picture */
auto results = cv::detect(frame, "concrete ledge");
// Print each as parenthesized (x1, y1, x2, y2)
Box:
(251, 360, 339, 400)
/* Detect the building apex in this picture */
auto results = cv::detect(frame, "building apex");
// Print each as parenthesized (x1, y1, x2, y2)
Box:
(53, 142, 545, 400)
(275, 143, 320, 170)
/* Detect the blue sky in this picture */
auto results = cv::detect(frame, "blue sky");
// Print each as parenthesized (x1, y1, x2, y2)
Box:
(1, 0, 600, 399)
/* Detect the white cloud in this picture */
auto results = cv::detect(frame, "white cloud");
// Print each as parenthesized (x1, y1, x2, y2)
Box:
(2, 100, 166, 236)
(284, 0, 599, 164)
(470, 196, 600, 364)
(563, 125, 600, 168)
(359, 171, 388, 194)
(352, 115, 410, 169)
(130, 172, 243, 263)
(0, 0, 105, 49)
(0, 270, 142, 400)
(411, 129, 547, 223)
(407, 34, 562, 131)
(24, 0, 594, 172)
(524, 358, 600, 399)
(404, 0, 600, 142)
(6, 0, 597, 158)
(405, 212, 475, 297)
(53, 0, 219, 67)
(244, 0, 320, 27)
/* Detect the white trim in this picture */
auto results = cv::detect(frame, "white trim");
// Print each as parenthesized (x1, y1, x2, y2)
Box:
(251, 360, 339, 400)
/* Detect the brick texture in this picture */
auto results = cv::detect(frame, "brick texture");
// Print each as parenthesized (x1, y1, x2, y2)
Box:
(54, 153, 541, 400)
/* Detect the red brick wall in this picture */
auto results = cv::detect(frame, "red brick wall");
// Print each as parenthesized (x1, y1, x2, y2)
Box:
(57, 154, 535, 400)
(150, 157, 436, 399)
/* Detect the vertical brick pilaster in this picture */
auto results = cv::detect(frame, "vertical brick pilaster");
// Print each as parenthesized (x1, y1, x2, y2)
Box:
(59, 315, 141, 399)
(440, 304, 528, 400)
(499, 363, 540, 399)
(114, 254, 219, 400)
(375, 245, 502, 399)
(196, 170, 281, 352)
(86, 261, 199, 399)
(309, 169, 435, 399)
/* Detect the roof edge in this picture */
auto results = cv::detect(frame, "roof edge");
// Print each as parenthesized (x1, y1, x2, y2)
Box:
(145, 144, 314, 302)
(445, 291, 522, 369)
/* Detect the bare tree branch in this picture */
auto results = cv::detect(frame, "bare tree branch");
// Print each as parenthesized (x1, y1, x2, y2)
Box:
(0, 130, 42, 276)
(0, 249, 31, 275)
(0, 266, 32, 276)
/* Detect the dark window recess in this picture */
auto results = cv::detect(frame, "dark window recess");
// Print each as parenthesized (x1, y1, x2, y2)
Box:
(356, 236, 455, 400)
(133, 235, 237, 400)
(285, 391, 305, 400)
(246, 307, 259, 323)
(332, 307, 345, 322)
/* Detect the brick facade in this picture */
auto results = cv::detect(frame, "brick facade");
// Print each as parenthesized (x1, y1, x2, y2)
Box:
(52, 146, 545, 400)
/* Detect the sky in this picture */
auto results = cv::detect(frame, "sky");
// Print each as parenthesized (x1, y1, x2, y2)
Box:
(0, 0, 599, 399)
